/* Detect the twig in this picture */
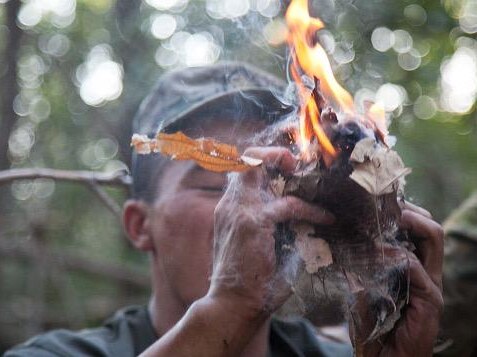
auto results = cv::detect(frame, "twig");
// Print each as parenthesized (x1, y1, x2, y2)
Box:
(87, 182, 123, 218)
(0, 168, 132, 187)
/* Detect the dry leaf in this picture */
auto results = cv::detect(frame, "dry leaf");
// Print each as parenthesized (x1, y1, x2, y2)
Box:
(294, 222, 333, 273)
(283, 162, 322, 200)
(270, 175, 286, 196)
(349, 138, 411, 195)
(131, 131, 262, 173)
(131, 134, 154, 154)
(342, 270, 365, 294)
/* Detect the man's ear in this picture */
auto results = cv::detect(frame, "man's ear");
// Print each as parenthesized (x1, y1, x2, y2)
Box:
(123, 200, 154, 251)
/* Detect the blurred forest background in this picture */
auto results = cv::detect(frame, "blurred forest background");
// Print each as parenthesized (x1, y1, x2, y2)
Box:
(0, 0, 476, 351)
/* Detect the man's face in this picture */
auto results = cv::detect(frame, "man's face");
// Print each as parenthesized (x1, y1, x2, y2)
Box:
(145, 120, 263, 308)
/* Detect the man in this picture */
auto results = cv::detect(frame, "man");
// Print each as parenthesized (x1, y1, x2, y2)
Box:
(437, 192, 477, 356)
(6, 62, 443, 356)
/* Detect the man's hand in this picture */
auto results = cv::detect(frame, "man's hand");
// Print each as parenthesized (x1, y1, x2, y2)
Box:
(208, 146, 334, 326)
(364, 202, 444, 357)
(141, 147, 335, 357)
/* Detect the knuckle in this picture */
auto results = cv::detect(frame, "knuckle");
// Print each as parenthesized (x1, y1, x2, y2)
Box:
(432, 289, 444, 315)
(434, 224, 444, 240)
(430, 223, 444, 245)
(425, 209, 433, 220)
(437, 292, 444, 315)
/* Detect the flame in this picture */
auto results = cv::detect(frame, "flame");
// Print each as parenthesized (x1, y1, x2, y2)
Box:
(285, 0, 387, 160)
(367, 102, 388, 141)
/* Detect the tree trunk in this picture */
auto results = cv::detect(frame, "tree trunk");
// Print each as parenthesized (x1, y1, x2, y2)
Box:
(0, 0, 22, 171)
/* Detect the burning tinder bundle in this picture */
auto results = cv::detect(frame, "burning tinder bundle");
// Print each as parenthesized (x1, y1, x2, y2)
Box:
(270, 1, 414, 349)
(268, 81, 413, 351)
(132, 0, 417, 353)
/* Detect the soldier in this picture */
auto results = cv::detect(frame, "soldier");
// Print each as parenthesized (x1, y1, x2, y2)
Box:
(5, 63, 444, 357)
(437, 192, 477, 357)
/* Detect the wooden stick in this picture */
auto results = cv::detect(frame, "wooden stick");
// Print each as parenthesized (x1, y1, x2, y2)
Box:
(87, 182, 123, 218)
(0, 168, 132, 187)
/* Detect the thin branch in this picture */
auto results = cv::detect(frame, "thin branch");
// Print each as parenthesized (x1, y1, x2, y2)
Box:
(87, 182, 123, 218)
(0, 168, 132, 187)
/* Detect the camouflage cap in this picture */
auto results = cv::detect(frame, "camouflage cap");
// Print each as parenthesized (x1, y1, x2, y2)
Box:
(130, 62, 292, 201)
(133, 61, 291, 136)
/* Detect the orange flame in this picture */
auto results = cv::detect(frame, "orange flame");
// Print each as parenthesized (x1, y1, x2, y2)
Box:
(285, 0, 387, 159)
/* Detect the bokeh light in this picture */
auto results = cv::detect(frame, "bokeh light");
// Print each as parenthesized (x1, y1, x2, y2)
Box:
(206, 0, 251, 19)
(404, 4, 427, 26)
(398, 49, 422, 71)
(77, 45, 124, 107)
(333, 42, 355, 64)
(375, 83, 407, 112)
(263, 18, 288, 46)
(150, 13, 177, 39)
(460, 0, 477, 33)
(17, 0, 76, 28)
(11, 180, 34, 201)
(33, 178, 56, 199)
(39, 34, 71, 57)
(145, 0, 189, 12)
(79, 137, 119, 169)
(392, 29, 413, 54)
(253, 0, 281, 18)
(29, 95, 51, 123)
(184, 33, 221, 67)
(8, 124, 35, 161)
(413, 95, 438, 119)
(155, 31, 221, 68)
(440, 45, 477, 113)
(18, 54, 47, 89)
(371, 27, 394, 52)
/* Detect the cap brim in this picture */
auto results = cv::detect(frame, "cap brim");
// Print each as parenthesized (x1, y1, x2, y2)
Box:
(161, 88, 293, 133)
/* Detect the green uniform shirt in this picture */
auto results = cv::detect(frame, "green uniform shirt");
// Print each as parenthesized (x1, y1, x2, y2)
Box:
(4, 305, 352, 357)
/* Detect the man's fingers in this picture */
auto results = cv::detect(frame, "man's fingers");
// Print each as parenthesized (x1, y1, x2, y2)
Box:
(235, 147, 297, 196)
(402, 201, 433, 219)
(243, 147, 297, 176)
(400, 210, 444, 289)
(407, 255, 444, 314)
(262, 196, 335, 225)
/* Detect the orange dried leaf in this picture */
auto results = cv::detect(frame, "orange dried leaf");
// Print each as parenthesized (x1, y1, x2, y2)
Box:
(131, 131, 262, 173)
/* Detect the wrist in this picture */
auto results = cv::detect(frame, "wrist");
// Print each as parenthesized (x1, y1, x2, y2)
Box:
(183, 295, 268, 356)
(198, 293, 269, 327)
(204, 290, 271, 323)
